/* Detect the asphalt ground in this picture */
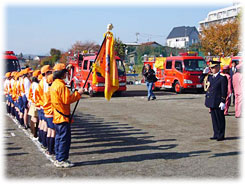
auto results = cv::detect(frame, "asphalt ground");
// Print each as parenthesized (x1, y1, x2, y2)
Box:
(3, 85, 241, 179)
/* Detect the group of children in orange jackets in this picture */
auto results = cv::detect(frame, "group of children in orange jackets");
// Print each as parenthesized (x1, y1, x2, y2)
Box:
(4, 63, 84, 168)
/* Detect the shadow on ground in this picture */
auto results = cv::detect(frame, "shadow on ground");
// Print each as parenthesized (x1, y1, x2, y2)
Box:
(71, 113, 211, 167)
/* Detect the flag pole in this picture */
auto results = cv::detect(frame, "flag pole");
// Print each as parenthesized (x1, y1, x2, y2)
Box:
(69, 33, 108, 123)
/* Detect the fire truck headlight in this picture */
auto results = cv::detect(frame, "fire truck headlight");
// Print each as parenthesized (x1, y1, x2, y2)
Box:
(119, 82, 126, 86)
(95, 83, 105, 87)
(184, 79, 193, 84)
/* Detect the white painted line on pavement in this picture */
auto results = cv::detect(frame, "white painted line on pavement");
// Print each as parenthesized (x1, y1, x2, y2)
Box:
(10, 132, 15, 137)
(6, 113, 56, 164)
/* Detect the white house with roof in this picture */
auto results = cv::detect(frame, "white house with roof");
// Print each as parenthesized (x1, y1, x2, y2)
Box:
(166, 26, 199, 48)
(198, 3, 241, 32)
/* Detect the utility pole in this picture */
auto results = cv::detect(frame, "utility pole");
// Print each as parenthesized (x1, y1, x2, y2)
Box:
(136, 32, 139, 43)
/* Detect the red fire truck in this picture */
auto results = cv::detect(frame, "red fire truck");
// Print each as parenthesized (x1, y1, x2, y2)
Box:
(4, 51, 21, 72)
(153, 52, 207, 93)
(66, 52, 127, 97)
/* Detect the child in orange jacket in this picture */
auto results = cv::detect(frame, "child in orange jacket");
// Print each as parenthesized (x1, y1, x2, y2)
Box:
(50, 63, 84, 168)
(43, 74, 55, 155)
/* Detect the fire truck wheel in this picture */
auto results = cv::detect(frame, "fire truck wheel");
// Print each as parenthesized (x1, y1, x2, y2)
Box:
(88, 85, 94, 97)
(89, 90, 94, 97)
(174, 81, 182, 94)
(153, 87, 160, 91)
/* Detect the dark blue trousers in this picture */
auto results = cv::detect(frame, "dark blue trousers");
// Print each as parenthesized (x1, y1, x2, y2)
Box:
(210, 108, 226, 139)
(54, 122, 71, 162)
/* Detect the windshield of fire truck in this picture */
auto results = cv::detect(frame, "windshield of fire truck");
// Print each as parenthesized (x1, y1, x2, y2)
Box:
(184, 59, 206, 71)
(116, 59, 126, 76)
(5, 59, 20, 72)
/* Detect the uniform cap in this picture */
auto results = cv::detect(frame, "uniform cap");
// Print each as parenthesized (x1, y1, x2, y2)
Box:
(11, 71, 16, 77)
(41, 65, 52, 74)
(5, 72, 11, 78)
(53, 63, 66, 71)
(24, 67, 33, 74)
(209, 60, 221, 68)
(46, 74, 53, 84)
(18, 70, 25, 76)
(15, 72, 20, 80)
(33, 70, 41, 78)
(38, 74, 43, 80)
(21, 68, 27, 75)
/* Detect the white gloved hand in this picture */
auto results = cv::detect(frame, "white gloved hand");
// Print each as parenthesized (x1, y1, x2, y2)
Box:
(203, 67, 210, 74)
(78, 87, 85, 95)
(219, 102, 226, 110)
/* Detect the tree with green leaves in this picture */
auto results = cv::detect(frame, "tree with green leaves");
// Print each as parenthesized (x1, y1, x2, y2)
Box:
(114, 37, 126, 60)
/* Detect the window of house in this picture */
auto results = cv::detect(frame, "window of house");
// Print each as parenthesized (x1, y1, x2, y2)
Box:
(218, 12, 222, 19)
(227, 10, 232, 16)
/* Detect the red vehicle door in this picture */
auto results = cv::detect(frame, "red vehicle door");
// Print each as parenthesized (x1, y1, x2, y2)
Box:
(174, 60, 184, 85)
(163, 60, 174, 88)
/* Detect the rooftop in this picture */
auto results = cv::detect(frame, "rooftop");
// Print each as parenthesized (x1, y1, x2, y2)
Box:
(167, 26, 198, 39)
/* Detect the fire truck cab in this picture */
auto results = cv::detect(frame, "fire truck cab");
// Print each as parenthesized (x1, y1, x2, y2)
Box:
(155, 52, 207, 93)
(66, 52, 126, 97)
(4, 51, 21, 73)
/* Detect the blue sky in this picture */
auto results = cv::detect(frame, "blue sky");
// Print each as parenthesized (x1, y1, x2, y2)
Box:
(6, 4, 232, 55)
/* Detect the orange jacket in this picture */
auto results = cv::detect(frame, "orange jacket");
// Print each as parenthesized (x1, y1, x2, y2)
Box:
(50, 79, 81, 124)
(28, 83, 34, 103)
(35, 78, 45, 108)
(9, 79, 14, 96)
(17, 79, 21, 98)
(12, 80, 18, 101)
(28, 82, 39, 104)
(4, 79, 9, 96)
(43, 82, 53, 117)
(20, 77, 25, 96)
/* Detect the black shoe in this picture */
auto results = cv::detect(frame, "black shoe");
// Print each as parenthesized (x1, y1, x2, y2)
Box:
(148, 97, 150, 101)
(152, 97, 156, 100)
(217, 137, 225, 141)
(209, 137, 217, 140)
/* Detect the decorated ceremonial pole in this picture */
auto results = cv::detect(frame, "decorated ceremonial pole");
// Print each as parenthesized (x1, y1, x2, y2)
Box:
(69, 24, 115, 123)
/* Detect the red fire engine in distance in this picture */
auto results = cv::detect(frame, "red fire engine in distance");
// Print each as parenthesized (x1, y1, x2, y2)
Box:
(154, 52, 207, 93)
(66, 52, 126, 97)
(4, 51, 21, 73)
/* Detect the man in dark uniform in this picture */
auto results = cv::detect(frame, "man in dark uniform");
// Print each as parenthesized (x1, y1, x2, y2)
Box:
(200, 60, 228, 141)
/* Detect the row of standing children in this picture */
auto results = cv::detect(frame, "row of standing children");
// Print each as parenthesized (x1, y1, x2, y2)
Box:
(4, 63, 84, 168)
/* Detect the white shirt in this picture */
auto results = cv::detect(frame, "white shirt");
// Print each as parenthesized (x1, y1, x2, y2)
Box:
(43, 77, 49, 93)
(213, 71, 220, 78)
(24, 77, 31, 97)
(10, 78, 15, 89)
(31, 82, 39, 102)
